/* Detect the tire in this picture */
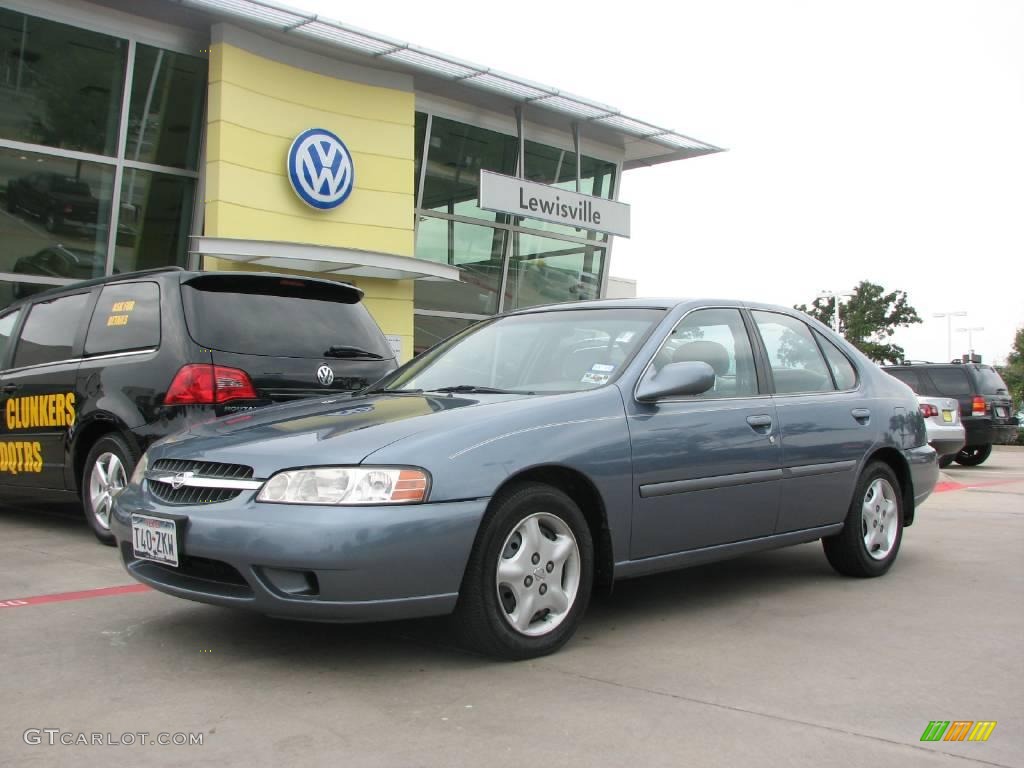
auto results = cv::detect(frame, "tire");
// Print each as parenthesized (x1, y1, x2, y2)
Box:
(452, 482, 594, 660)
(44, 210, 61, 233)
(81, 434, 137, 546)
(823, 461, 904, 578)
(954, 444, 991, 467)
(938, 455, 954, 469)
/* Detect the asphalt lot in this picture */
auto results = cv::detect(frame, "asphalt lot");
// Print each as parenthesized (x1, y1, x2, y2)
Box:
(2, 448, 1022, 767)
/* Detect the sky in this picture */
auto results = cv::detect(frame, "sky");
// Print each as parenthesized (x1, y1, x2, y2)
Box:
(289, 0, 1023, 364)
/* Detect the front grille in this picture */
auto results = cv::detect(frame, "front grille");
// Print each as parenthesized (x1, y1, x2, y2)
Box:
(149, 459, 256, 505)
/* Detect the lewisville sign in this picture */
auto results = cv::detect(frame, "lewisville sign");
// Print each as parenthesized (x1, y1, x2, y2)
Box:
(478, 170, 631, 238)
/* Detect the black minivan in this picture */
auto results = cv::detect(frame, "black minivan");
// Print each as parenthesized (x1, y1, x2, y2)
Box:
(0, 267, 397, 543)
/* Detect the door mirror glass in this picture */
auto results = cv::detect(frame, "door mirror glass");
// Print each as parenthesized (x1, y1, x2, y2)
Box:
(636, 361, 716, 402)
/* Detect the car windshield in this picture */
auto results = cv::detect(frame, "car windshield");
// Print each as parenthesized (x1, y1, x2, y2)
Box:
(384, 308, 664, 394)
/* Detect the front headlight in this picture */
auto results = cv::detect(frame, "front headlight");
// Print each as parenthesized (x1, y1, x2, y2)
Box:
(256, 467, 429, 505)
(130, 452, 149, 486)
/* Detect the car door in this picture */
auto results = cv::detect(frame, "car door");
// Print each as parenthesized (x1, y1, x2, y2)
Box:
(0, 289, 94, 489)
(627, 307, 781, 559)
(748, 310, 872, 533)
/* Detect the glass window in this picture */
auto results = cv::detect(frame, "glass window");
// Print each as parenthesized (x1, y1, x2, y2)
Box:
(926, 367, 971, 396)
(0, 8, 126, 155)
(387, 308, 663, 394)
(181, 275, 392, 359)
(507, 232, 603, 310)
(973, 367, 1009, 395)
(413, 314, 475, 357)
(414, 217, 505, 315)
(522, 142, 616, 237)
(0, 309, 21, 366)
(0, 278, 74, 310)
(112, 169, 194, 273)
(651, 308, 758, 397)
(12, 291, 91, 368)
(885, 368, 922, 394)
(84, 282, 160, 356)
(126, 45, 207, 170)
(419, 116, 518, 221)
(815, 331, 858, 390)
(752, 311, 834, 394)
(1, 146, 113, 279)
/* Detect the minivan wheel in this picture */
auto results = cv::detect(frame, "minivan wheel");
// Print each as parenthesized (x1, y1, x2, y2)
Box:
(823, 461, 904, 578)
(954, 444, 991, 467)
(82, 434, 136, 546)
(453, 482, 593, 660)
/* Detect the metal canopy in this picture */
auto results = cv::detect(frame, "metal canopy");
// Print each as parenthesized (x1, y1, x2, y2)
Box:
(170, 0, 724, 167)
(191, 237, 462, 281)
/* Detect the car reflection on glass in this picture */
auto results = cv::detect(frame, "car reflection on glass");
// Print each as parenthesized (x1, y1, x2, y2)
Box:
(12, 246, 111, 298)
(112, 298, 938, 660)
(6, 172, 99, 232)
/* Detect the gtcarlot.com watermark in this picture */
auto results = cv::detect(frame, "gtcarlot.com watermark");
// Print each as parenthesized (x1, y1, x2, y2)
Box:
(24, 729, 204, 747)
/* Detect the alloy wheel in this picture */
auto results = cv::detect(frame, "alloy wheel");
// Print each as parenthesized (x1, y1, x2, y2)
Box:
(89, 452, 126, 530)
(861, 477, 898, 560)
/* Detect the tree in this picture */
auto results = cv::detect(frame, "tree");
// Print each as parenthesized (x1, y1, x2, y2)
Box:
(796, 280, 922, 364)
(997, 327, 1024, 406)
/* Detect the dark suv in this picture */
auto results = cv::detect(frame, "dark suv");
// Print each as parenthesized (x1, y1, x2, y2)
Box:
(0, 267, 397, 543)
(882, 362, 1016, 466)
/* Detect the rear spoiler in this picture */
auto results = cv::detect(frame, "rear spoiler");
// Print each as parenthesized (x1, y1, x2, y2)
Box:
(182, 272, 364, 303)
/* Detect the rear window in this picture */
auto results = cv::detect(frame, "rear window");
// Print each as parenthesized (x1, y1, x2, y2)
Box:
(181, 276, 392, 359)
(85, 282, 161, 356)
(973, 367, 1008, 395)
(926, 367, 972, 396)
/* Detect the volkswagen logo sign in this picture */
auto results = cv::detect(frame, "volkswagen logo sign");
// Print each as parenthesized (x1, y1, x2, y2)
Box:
(287, 127, 355, 210)
(317, 365, 335, 387)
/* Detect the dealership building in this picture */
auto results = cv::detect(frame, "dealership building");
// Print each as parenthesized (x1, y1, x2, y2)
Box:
(0, 0, 720, 359)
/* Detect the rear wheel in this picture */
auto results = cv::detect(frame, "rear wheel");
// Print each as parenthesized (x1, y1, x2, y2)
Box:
(823, 461, 903, 577)
(453, 482, 593, 660)
(954, 444, 991, 466)
(81, 434, 136, 546)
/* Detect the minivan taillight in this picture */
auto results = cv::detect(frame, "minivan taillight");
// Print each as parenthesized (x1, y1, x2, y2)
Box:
(972, 396, 987, 416)
(164, 364, 258, 405)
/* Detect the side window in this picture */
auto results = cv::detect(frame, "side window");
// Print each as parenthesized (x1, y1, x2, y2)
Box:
(85, 282, 161, 356)
(12, 293, 91, 368)
(815, 331, 858, 390)
(925, 367, 971, 396)
(0, 310, 22, 368)
(751, 311, 833, 394)
(656, 308, 758, 397)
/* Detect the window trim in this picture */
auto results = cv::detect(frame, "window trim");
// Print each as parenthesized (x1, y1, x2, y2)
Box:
(82, 280, 162, 358)
(9, 288, 98, 371)
(811, 328, 861, 393)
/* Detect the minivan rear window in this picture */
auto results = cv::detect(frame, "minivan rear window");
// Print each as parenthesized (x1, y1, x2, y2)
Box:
(181, 276, 392, 360)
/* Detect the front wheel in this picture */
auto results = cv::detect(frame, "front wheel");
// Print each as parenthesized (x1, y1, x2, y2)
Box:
(81, 434, 136, 545)
(954, 444, 991, 466)
(938, 455, 954, 469)
(823, 461, 904, 577)
(453, 483, 593, 660)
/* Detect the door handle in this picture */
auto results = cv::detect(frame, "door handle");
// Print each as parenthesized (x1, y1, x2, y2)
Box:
(746, 414, 773, 432)
(1, 384, 18, 395)
(851, 408, 871, 424)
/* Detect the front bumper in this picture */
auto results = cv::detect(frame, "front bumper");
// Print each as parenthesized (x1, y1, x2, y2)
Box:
(111, 484, 489, 623)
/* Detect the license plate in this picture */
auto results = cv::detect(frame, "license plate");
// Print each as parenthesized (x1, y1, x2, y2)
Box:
(995, 407, 1007, 418)
(942, 410, 953, 423)
(131, 514, 179, 567)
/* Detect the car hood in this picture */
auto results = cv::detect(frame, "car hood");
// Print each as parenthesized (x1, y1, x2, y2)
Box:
(148, 391, 528, 476)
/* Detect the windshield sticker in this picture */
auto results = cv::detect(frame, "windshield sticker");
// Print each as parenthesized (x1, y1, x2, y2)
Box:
(0, 441, 43, 474)
(107, 299, 136, 327)
(591, 363, 615, 373)
(581, 372, 610, 385)
(6, 393, 76, 430)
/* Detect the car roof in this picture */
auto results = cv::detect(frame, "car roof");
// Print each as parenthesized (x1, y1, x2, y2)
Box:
(507, 297, 805, 314)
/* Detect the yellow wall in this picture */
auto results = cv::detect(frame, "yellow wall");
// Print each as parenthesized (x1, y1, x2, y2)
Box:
(205, 40, 416, 360)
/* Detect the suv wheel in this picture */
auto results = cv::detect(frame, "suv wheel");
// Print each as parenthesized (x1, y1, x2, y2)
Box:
(44, 210, 61, 232)
(823, 461, 904, 577)
(955, 444, 992, 467)
(453, 482, 593, 660)
(82, 434, 136, 545)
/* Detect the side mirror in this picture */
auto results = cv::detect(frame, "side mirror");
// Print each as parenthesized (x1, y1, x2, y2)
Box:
(635, 361, 716, 402)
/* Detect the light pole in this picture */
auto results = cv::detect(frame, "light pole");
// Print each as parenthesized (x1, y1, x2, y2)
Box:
(816, 289, 852, 334)
(933, 311, 966, 362)
(956, 326, 984, 358)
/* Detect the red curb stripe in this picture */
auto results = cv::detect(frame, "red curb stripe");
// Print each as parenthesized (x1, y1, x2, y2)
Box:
(0, 583, 150, 609)
(934, 481, 967, 493)
(934, 477, 1023, 494)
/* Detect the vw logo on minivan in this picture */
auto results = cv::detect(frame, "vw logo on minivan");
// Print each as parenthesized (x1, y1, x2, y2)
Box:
(287, 128, 355, 210)
(316, 365, 335, 387)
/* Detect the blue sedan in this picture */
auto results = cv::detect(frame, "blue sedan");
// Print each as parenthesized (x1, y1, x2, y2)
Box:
(111, 299, 937, 659)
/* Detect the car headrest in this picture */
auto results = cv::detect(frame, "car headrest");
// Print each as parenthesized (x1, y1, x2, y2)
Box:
(672, 340, 730, 376)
